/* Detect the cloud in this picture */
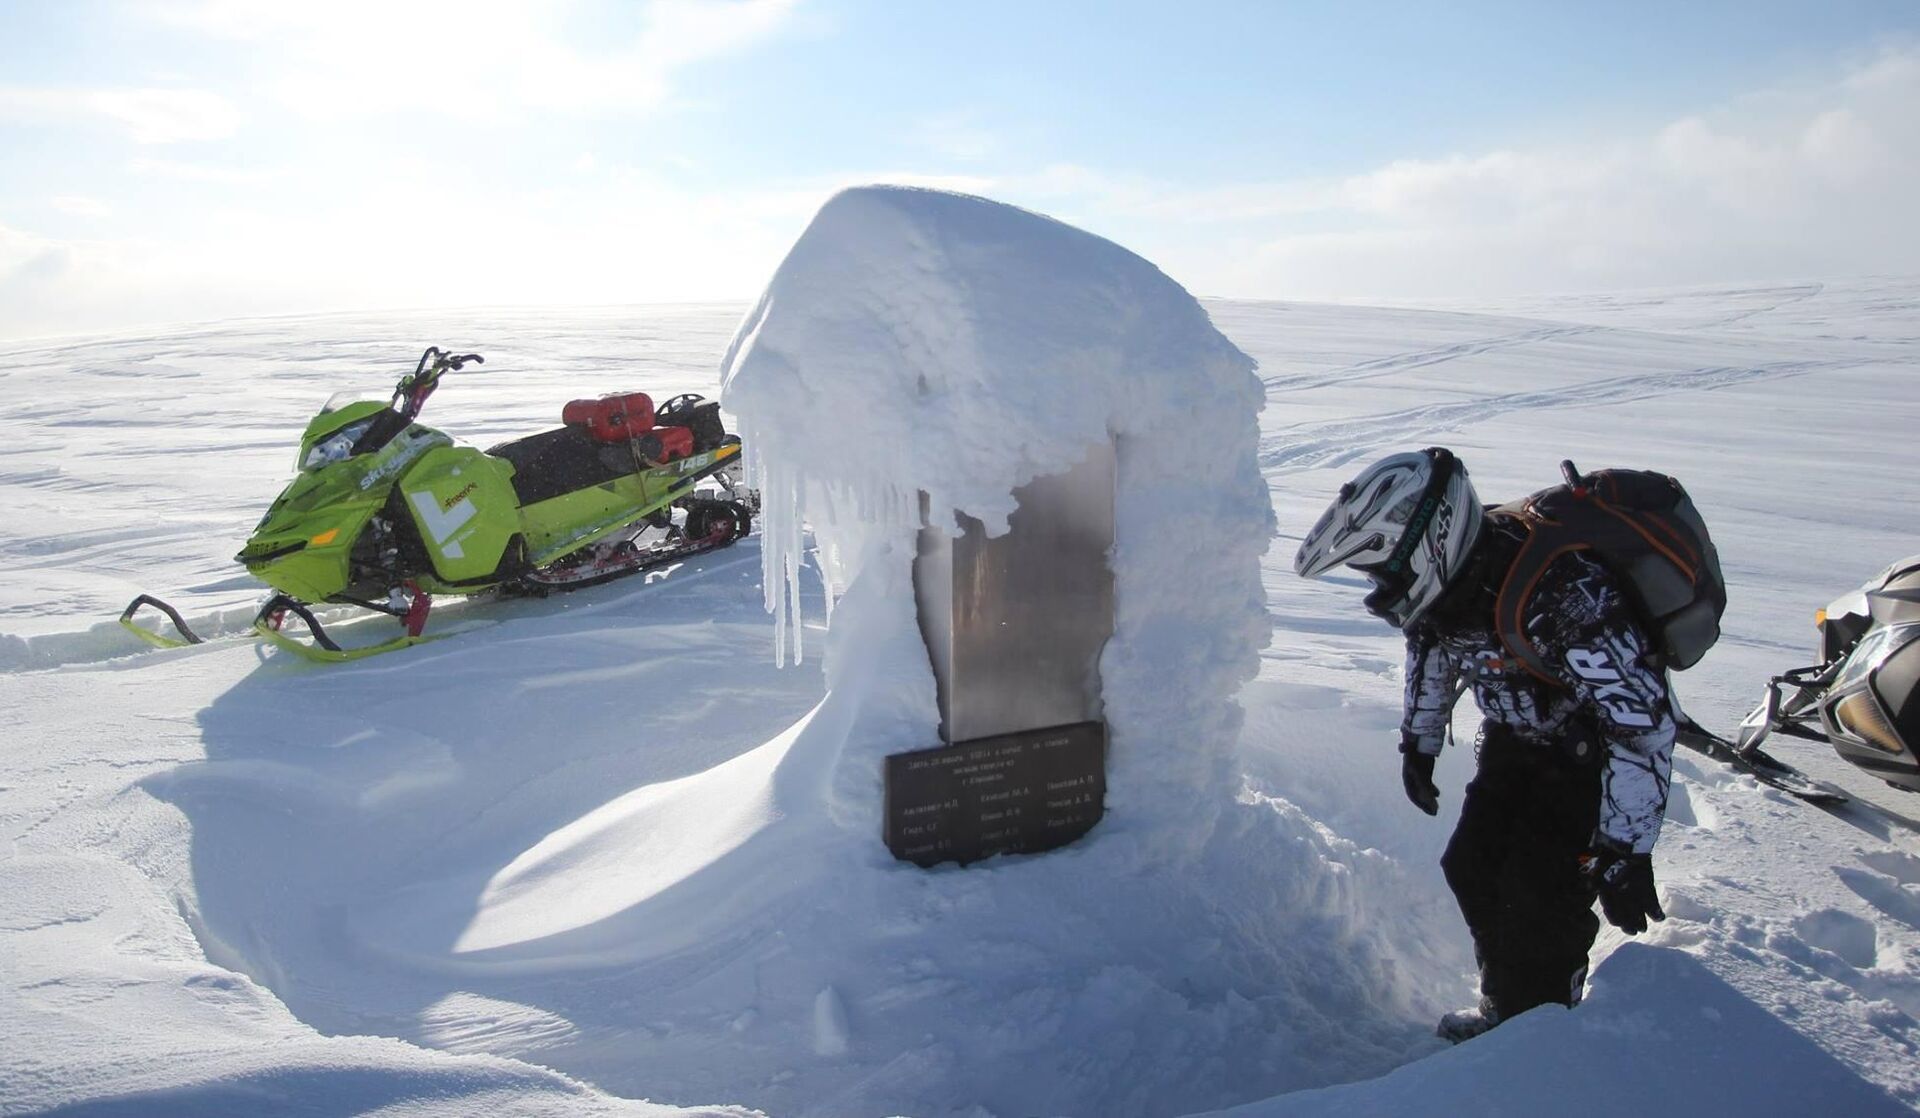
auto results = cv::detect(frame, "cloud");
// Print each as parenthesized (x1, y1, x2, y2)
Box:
(0, 225, 69, 282)
(0, 86, 240, 143)
(50, 196, 115, 218)
(149, 0, 799, 122)
(127, 156, 283, 184)
(0, 169, 802, 340)
(1004, 43, 1920, 299)
(0, 224, 145, 336)
(0, 157, 1011, 340)
(8, 35, 1915, 339)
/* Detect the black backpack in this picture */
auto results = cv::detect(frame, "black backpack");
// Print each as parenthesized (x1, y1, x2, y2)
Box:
(1492, 460, 1725, 683)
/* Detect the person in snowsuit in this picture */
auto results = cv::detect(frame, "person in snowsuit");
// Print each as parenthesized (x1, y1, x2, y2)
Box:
(1294, 447, 1671, 1041)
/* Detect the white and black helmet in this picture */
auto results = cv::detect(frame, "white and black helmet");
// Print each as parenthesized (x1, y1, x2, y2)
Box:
(1294, 447, 1484, 628)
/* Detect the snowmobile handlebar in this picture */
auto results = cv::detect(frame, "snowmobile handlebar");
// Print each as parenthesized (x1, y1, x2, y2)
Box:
(393, 347, 485, 420)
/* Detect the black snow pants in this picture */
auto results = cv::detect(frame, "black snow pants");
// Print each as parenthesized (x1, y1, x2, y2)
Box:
(1439, 723, 1602, 1020)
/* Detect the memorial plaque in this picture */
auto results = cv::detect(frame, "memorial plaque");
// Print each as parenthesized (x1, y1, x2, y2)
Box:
(884, 721, 1106, 867)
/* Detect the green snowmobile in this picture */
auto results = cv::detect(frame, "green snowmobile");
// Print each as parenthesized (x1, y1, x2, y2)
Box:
(123, 346, 755, 661)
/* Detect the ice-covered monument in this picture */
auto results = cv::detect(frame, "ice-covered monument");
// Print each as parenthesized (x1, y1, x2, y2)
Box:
(722, 185, 1274, 861)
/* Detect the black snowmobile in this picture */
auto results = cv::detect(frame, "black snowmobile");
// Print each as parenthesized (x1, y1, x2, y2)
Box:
(1729, 554, 1920, 794)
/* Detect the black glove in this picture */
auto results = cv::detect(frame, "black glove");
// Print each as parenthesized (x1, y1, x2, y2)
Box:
(1580, 847, 1666, 934)
(1398, 741, 1440, 816)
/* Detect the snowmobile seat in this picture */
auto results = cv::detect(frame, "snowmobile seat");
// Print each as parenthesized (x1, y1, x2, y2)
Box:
(487, 426, 638, 506)
(563, 393, 656, 443)
(487, 422, 694, 507)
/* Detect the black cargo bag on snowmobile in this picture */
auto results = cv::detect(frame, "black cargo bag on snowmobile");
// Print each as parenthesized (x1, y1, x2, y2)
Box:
(1493, 460, 1726, 681)
(656, 394, 728, 454)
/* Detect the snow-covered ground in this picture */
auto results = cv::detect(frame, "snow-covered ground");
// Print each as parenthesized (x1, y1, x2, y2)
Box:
(4, 275, 1919, 1116)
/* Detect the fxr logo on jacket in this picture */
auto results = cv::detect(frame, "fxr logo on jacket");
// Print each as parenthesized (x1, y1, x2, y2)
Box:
(1565, 647, 1655, 728)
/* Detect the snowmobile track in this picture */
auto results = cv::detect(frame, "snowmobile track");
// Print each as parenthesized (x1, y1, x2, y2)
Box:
(1260, 324, 1604, 394)
(1258, 357, 1856, 474)
(1684, 282, 1827, 331)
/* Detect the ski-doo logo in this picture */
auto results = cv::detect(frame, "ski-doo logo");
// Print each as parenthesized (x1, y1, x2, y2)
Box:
(1565, 648, 1655, 727)
(359, 432, 434, 491)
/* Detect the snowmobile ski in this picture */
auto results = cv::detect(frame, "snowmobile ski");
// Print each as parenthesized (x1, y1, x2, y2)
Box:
(119, 594, 206, 649)
(1673, 719, 1848, 805)
(250, 590, 438, 663)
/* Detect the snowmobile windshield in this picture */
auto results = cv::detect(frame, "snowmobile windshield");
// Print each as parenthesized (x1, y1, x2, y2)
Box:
(301, 417, 377, 472)
(320, 390, 370, 414)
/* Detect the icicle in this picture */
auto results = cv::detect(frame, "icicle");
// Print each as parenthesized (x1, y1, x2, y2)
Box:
(816, 481, 845, 630)
(785, 463, 806, 666)
(748, 423, 801, 670)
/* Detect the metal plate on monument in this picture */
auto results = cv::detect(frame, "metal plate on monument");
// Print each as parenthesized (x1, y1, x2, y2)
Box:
(916, 444, 1115, 745)
(884, 721, 1106, 868)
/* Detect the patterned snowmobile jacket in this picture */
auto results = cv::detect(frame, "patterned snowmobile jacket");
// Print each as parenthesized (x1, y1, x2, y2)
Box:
(1401, 548, 1676, 854)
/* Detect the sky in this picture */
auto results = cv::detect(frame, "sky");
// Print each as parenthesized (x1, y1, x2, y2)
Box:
(2, 0, 1918, 340)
